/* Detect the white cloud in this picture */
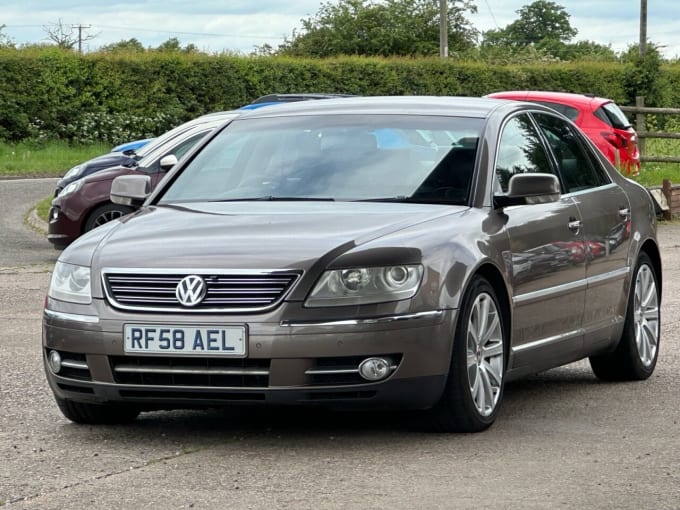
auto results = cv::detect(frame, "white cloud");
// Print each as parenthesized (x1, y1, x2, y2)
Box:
(2, 0, 679, 56)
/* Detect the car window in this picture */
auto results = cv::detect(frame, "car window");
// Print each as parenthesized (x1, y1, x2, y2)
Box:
(598, 102, 632, 130)
(159, 115, 484, 204)
(495, 114, 554, 193)
(142, 132, 212, 175)
(530, 101, 579, 121)
(532, 112, 609, 192)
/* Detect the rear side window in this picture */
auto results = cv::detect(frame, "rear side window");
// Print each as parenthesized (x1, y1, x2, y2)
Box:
(495, 114, 554, 193)
(595, 102, 632, 129)
(531, 101, 579, 121)
(532, 113, 609, 192)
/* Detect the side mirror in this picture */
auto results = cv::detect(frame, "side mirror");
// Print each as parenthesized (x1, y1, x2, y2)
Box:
(494, 173, 561, 208)
(111, 174, 152, 207)
(159, 154, 178, 172)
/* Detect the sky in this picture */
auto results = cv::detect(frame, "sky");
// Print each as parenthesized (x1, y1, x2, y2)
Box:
(1, 1, 679, 58)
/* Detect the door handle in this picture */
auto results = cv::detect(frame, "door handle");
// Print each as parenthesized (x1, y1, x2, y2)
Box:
(619, 207, 630, 219)
(568, 218, 582, 233)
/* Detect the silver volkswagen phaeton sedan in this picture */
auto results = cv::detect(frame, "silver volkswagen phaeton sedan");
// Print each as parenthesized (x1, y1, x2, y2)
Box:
(43, 96, 661, 432)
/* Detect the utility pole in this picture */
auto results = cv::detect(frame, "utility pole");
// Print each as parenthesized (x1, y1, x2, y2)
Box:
(73, 24, 91, 53)
(439, 0, 448, 58)
(639, 0, 647, 57)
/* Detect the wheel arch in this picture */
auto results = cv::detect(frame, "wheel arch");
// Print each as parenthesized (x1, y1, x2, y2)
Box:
(471, 262, 512, 359)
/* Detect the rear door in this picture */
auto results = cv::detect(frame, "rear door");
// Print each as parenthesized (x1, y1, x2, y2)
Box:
(532, 112, 631, 350)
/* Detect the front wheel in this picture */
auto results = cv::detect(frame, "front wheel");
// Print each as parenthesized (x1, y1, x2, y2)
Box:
(84, 203, 134, 232)
(426, 275, 506, 432)
(589, 252, 660, 381)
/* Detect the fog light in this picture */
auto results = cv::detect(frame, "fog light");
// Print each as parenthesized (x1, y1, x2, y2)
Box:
(358, 357, 392, 381)
(48, 350, 62, 374)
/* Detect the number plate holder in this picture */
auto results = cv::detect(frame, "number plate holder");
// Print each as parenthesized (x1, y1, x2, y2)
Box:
(124, 324, 247, 356)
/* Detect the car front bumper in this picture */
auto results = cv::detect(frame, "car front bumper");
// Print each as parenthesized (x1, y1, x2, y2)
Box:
(43, 304, 457, 412)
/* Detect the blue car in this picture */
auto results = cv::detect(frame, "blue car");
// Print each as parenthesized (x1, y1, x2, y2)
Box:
(111, 138, 154, 154)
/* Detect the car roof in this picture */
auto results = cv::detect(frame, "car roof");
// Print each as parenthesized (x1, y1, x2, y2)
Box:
(249, 93, 355, 104)
(236, 95, 513, 119)
(486, 91, 611, 110)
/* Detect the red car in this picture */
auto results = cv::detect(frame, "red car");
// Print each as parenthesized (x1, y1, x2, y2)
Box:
(486, 91, 640, 175)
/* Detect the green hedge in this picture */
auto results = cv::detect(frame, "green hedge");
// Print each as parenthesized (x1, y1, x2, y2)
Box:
(1, 47, 678, 144)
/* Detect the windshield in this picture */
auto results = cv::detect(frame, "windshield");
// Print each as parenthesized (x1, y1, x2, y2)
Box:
(134, 112, 238, 158)
(159, 114, 483, 205)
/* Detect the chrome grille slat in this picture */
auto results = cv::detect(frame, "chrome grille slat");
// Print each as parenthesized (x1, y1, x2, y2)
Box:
(108, 287, 177, 293)
(103, 269, 301, 312)
(110, 356, 271, 388)
(115, 365, 269, 376)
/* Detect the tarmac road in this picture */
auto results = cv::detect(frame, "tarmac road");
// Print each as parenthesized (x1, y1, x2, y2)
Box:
(1, 178, 679, 509)
(0, 178, 58, 267)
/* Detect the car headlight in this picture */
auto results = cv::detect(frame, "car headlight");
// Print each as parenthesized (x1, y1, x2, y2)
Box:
(305, 265, 423, 307)
(63, 165, 82, 180)
(48, 261, 92, 304)
(58, 179, 84, 197)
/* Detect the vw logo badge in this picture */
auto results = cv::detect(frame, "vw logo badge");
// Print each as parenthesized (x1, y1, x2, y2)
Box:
(176, 275, 207, 307)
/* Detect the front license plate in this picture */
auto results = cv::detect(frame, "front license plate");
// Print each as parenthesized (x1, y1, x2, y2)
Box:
(124, 324, 246, 356)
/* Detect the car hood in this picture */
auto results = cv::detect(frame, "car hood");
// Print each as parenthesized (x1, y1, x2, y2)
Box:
(84, 201, 466, 272)
(57, 153, 137, 189)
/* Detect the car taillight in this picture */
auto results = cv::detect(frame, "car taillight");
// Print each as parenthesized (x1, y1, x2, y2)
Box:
(601, 131, 627, 149)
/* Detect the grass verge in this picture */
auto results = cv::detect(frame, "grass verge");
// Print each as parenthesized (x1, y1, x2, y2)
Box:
(0, 140, 108, 178)
(36, 195, 53, 223)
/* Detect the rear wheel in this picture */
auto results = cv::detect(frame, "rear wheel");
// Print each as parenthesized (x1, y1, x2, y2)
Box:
(426, 275, 506, 432)
(589, 252, 660, 381)
(84, 203, 134, 232)
(56, 398, 140, 425)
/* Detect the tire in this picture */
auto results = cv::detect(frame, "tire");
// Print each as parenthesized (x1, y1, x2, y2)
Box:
(56, 397, 140, 425)
(589, 252, 660, 381)
(426, 275, 506, 432)
(83, 203, 134, 232)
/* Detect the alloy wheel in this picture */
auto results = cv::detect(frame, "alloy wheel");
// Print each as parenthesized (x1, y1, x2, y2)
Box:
(634, 264, 659, 367)
(466, 292, 504, 417)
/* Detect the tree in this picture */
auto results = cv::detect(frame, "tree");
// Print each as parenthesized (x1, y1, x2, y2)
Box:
(0, 24, 15, 49)
(43, 19, 97, 51)
(622, 42, 668, 106)
(278, 0, 478, 57)
(99, 38, 145, 53)
(155, 37, 201, 54)
(482, 1, 576, 49)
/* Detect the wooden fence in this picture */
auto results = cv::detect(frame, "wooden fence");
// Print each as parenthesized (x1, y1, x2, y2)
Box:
(620, 96, 680, 163)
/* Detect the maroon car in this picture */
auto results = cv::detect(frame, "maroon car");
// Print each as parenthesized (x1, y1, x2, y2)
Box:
(47, 113, 238, 248)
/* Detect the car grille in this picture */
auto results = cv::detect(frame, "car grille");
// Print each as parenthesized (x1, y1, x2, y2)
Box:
(110, 356, 271, 388)
(102, 270, 301, 312)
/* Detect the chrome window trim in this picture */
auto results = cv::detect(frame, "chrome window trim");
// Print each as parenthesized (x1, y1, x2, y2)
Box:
(43, 309, 100, 324)
(280, 310, 443, 327)
(101, 267, 302, 313)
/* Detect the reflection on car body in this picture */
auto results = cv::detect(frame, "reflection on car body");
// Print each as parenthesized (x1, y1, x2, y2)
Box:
(43, 96, 662, 433)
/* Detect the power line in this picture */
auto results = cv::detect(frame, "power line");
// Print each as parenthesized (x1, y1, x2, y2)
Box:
(94, 24, 284, 40)
(482, 0, 500, 29)
(3, 23, 285, 40)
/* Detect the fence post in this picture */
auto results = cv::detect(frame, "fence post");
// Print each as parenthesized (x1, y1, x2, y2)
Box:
(636, 96, 646, 156)
(662, 179, 673, 220)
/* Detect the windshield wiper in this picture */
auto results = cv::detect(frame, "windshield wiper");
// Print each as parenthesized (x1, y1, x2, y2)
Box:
(356, 196, 463, 205)
(215, 196, 336, 202)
